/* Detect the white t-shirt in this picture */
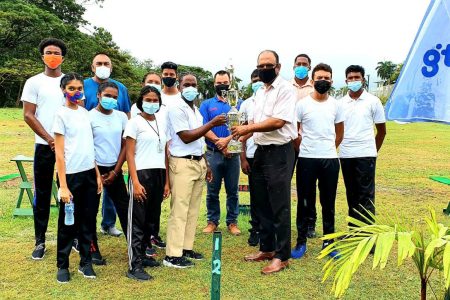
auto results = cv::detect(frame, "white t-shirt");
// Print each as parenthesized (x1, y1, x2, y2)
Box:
(89, 109, 128, 167)
(21, 72, 65, 145)
(252, 76, 297, 145)
(123, 114, 170, 170)
(162, 92, 183, 109)
(239, 96, 257, 158)
(168, 101, 205, 157)
(297, 95, 345, 158)
(339, 90, 386, 158)
(52, 106, 96, 174)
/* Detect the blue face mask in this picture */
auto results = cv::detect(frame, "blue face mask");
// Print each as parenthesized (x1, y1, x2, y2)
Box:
(100, 97, 118, 110)
(142, 102, 160, 115)
(182, 86, 199, 102)
(347, 80, 363, 92)
(146, 83, 162, 92)
(294, 66, 309, 80)
(251, 81, 264, 94)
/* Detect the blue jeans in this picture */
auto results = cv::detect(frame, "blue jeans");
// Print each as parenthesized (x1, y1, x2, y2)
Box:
(205, 150, 240, 225)
(101, 189, 117, 230)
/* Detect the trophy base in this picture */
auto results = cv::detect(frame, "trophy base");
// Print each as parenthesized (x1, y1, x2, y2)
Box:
(227, 140, 242, 153)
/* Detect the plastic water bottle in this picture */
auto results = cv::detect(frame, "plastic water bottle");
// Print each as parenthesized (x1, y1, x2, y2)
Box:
(64, 199, 74, 226)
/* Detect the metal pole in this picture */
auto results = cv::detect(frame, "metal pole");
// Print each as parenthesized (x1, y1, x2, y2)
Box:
(211, 231, 222, 300)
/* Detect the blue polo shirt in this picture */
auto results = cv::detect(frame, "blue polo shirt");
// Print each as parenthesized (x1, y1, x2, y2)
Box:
(199, 96, 243, 150)
(83, 78, 131, 113)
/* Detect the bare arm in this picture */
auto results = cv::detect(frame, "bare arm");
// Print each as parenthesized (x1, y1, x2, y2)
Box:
(163, 143, 170, 199)
(114, 137, 127, 173)
(231, 117, 286, 137)
(204, 130, 219, 143)
(23, 102, 54, 149)
(54, 133, 72, 203)
(335, 122, 344, 148)
(375, 123, 387, 151)
(177, 114, 226, 144)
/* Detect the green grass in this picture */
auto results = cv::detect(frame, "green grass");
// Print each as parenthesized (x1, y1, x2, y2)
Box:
(0, 108, 449, 299)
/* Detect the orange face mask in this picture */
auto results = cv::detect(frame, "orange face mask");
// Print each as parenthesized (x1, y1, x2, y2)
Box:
(43, 54, 63, 69)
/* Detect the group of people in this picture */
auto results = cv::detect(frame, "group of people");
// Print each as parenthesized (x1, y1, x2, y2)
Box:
(22, 37, 386, 283)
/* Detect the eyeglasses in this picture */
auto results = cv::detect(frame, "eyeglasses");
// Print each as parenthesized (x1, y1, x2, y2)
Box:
(256, 63, 277, 70)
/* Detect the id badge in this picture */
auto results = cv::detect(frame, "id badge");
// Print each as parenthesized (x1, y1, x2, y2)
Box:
(157, 141, 164, 153)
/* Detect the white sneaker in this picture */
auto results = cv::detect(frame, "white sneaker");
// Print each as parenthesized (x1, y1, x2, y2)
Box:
(101, 226, 122, 237)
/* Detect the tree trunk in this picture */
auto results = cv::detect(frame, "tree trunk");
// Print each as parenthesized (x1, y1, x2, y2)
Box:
(421, 278, 427, 300)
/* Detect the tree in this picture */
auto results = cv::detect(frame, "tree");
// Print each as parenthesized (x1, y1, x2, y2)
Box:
(319, 209, 450, 299)
(390, 63, 404, 84)
(376, 61, 397, 85)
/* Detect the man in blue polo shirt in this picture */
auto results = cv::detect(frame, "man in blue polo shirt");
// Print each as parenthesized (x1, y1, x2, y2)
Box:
(200, 70, 242, 236)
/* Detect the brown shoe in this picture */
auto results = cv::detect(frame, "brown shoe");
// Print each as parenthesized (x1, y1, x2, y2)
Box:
(244, 251, 275, 262)
(227, 223, 241, 236)
(261, 258, 289, 275)
(202, 222, 217, 233)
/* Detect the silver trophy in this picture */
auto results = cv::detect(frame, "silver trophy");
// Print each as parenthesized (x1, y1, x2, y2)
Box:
(223, 88, 246, 153)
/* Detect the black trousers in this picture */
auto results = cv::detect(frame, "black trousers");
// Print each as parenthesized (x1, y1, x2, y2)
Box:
(89, 165, 130, 254)
(97, 165, 129, 234)
(246, 157, 260, 232)
(57, 168, 99, 269)
(293, 151, 317, 230)
(253, 142, 295, 261)
(296, 158, 339, 245)
(33, 144, 55, 245)
(340, 157, 376, 224)
(127, 168, 165, 270)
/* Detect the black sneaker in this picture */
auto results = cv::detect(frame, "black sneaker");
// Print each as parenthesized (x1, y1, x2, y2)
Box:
(31, 243, 46, 260)
(56, 268, 70, 283)
(145, 247, 157, 257)
(163, 256, 194, 268)
(92, 250, 107, 266)
(78, 264, 96, 279)
(151, 236, 166, 249)
(143, 257, 160, 268)
(72, 239, 79, 253)
(247, 230, 259, 247)
(127, 268, 152, 281)
(182, 249, 204, 260)
(306, 226, 316, 238)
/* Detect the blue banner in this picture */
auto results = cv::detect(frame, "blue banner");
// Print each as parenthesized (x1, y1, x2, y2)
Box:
(386, 0, 450, 124)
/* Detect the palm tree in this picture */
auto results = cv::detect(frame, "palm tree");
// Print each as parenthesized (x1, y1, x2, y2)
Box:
(318, 209, 450, 299)
(376, 61, 397, 85)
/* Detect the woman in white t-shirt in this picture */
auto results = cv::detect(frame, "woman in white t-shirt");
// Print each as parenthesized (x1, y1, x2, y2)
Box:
(52, 73, 102, 283)
(88, 81, 129, 265)
(124, 85, 171, 281)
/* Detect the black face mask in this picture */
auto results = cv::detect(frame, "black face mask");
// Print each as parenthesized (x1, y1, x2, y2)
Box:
(259, 68, 277, 83)
(162, 77, 176, 87)
(215, 84, 230, 97)
(314, 80, 332, 94)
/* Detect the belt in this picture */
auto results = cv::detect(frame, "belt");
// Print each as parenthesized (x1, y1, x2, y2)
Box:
(256, 141, 292, 150)
(173, 155, 203, 161)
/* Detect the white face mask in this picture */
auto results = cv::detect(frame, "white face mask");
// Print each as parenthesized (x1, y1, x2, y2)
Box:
(95, 66, 111, 80)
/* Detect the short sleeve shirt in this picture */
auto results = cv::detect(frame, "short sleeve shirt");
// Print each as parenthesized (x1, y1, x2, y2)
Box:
(339, 90, 386, 158)
(252, 76, 297, 145)
(21, 73, 65, 145)
(297, 95, 345, 158)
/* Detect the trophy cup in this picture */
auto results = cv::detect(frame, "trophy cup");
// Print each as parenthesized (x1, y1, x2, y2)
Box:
(223, 88, 246, 153)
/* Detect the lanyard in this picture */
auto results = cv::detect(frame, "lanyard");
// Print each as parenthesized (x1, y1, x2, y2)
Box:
(141, 115, 160, 143)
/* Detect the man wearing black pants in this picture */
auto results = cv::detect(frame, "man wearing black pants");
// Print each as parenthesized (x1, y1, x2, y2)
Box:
(21, 38, 67, 260)
(339, 65, 386, 223)
(239, 69, 262, 246)
(232, 50, 297, 275)
(292, 63, 345, 260)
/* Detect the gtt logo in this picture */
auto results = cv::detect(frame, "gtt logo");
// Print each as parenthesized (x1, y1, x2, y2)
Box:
(422, 43, 450, 77)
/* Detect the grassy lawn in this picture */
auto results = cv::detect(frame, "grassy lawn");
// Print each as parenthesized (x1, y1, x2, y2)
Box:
(0, 108, 449, 299)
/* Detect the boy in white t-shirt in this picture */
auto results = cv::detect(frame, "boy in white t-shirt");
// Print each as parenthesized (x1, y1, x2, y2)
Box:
(293, 63, 345, 260)
(339, 65, 386, 224)
(21, 38, 66, 260)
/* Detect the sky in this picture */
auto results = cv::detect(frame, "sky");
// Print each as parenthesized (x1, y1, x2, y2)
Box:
(83, 0, 431, 89)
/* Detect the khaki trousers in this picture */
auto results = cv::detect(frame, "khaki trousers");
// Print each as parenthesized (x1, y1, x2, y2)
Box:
(166, 156, 207, 257)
